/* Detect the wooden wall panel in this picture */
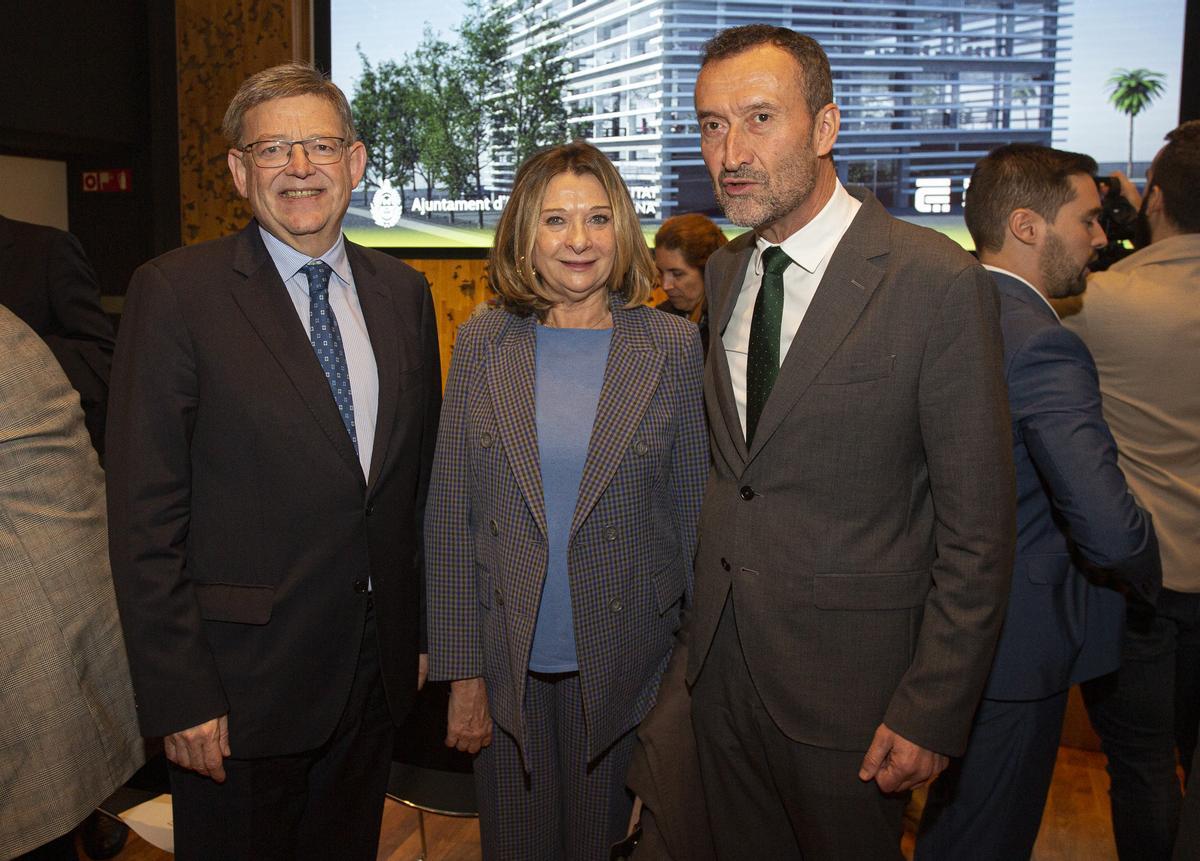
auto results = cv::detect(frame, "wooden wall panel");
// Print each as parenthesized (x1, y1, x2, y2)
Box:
(176, 0, 309, 245)
(397, 259, 668, 384)
(400, 258, 494, 385)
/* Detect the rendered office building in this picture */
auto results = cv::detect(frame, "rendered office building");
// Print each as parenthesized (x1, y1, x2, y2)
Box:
(493, 0, 1067, 218)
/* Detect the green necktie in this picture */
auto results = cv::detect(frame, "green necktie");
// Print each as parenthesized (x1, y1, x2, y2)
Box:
(745, 246, 793, 445)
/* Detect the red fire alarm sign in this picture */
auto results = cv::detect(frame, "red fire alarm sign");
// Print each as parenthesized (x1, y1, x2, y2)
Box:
(82, 169, 132, 193)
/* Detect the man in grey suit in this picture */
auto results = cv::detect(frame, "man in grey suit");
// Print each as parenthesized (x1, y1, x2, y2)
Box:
(655, 26, 1016, 858)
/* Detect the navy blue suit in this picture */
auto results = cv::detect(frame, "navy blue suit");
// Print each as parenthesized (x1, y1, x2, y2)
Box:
(917, 269, 1160, 860)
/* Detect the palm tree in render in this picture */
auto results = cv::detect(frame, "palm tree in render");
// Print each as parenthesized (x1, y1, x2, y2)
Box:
(1108, 68, 1166, 176)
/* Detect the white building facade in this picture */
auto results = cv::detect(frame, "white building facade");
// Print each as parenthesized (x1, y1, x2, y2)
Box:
(493, 0, 1069, 219)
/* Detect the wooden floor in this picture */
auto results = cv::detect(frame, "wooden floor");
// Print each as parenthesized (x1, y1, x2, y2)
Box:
(99, 746, 1115, 861)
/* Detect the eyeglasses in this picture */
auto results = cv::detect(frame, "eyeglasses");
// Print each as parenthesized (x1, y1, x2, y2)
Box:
(240, 137, 347, 168)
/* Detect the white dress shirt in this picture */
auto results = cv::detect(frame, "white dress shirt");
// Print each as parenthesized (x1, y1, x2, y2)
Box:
(982, 265, 1059, 320)
(260, 227, 379, 478)
(723, 180, 861, 435)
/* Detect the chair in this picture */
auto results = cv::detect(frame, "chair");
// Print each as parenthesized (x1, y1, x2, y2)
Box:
(386, 681, 478, 860)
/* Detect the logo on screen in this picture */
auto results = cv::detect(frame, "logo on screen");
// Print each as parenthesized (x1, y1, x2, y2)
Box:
(370, 179, 403, 228)
(914, 178, 952, 214)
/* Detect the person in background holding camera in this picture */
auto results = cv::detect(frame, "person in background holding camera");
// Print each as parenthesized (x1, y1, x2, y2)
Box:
(653, 213, 728, 356)
(1057, 120, 1200, 860)
(1091, 173, 1141, 272)
(914, 144, 1161, 861)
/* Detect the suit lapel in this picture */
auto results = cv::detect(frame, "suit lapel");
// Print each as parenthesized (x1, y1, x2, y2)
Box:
(346, 242, 400, 493)
(747, 192, 888, 462)
(707, 236, 755, 469)
(228, 226, 363, 484)
(569, 303, 663, 540)
(488, 313, 548, 537)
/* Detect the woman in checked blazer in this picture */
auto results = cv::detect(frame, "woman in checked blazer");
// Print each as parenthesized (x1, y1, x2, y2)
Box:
(425, 141, 708, 860)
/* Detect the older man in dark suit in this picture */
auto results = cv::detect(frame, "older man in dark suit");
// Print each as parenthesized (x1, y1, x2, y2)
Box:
(639, 26, 1016, 859)
(106, 64, 440, 861)
(0, 214, 114, 455)
(915, 144, 1160, 860)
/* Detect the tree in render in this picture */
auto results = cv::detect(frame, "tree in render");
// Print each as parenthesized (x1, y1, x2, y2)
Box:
(1107, 68, 1166, 176)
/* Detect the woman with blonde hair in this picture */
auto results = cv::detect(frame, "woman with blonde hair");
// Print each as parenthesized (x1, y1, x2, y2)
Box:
(425, 140, 708, 859)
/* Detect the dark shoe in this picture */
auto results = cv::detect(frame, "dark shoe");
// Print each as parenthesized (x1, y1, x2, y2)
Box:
(78, 811, 128, 860)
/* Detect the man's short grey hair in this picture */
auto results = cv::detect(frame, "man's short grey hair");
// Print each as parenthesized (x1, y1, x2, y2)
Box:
(222, 63, 357, 148)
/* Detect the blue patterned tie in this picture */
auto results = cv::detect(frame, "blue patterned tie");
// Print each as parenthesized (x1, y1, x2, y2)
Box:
(303, 261, 358, 454)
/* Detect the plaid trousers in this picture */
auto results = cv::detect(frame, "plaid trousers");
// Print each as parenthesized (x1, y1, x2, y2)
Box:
(474, 671, 638, 860)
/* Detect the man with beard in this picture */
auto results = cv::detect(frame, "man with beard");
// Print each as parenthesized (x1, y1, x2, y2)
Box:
(638, 25, 1016, 857)
(914, 144, 1161, 860)
(1060, 120, 1200, 860)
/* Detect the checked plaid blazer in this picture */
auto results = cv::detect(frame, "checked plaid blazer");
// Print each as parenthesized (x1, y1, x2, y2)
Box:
(0, 308, 143, 857)
(425, 299, 708, 762)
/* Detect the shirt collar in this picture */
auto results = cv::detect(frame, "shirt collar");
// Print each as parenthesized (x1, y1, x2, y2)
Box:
(753, 180, 856, 275)
(983, 264, 1060, 320)
(259, 226, 352, 295)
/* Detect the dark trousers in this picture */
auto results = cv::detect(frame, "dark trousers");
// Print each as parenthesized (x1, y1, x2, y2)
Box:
(474, 670, 637, 861)
(1082, 587, 1200, 860)
(915, 691, 1068, 860)
(690, 599, 907, 860)
(14, 830, 78, 861)
(169, 604, 393, 861)
(1174, 744, 1200, 861)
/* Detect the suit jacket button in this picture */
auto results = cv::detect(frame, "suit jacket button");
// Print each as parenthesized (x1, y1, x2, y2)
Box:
(494, 589, 504, 606)
(489, 519, 499, 536)
(739, 486, 755, 501)
(609, 597, 623, 613)
(721, 557, 731, 571)
(479, 432, 494, 448)
(353, 579, 368, 594)
(605, 526, 618, 542)
(633, 439, 649, 456)
(364, 504, 374, 517)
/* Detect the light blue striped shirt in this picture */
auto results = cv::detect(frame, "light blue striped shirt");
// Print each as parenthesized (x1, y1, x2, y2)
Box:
(259, 227, 379, 478)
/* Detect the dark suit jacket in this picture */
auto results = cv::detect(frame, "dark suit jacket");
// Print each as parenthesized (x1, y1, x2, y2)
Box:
(425, 302, 708, 762)
(106, 224, 440, 758)
(685, 188, 1016, 757)
(984, 270, 1160, 700)
(0, 215, 115, 454)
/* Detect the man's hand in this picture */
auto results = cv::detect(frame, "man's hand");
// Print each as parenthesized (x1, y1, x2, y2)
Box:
(1110, 170, 1143, 210)
(858, 723, 948, 793)
(418, 653, 429, 691)
(446, 676, 493, 753)
(164, 714, 231, 782)
(627, 795, 644, 837)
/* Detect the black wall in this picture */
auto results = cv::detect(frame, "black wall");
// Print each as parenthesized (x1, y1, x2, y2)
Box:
(0, 1, 178, 298)
(1183, 1, 1200, 123)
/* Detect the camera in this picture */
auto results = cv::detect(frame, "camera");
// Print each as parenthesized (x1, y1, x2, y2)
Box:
(1092, 176, 1138, 271)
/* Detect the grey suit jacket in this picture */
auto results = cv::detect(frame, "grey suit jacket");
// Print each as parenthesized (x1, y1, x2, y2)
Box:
(0, 307, 142, 858)
(426, 301, 708, 761)
(687, 188, 1016, 756)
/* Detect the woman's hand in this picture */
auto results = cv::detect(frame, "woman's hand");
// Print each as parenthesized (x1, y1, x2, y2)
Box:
(447, 676, 494, 753)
